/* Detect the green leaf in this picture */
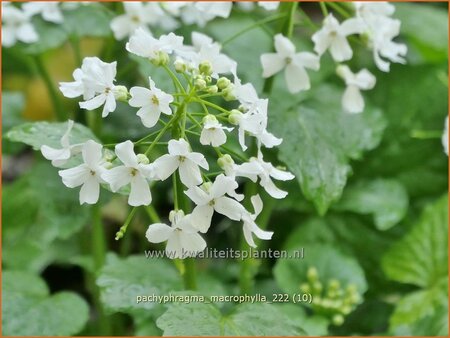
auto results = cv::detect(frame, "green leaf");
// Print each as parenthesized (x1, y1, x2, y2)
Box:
(6, 120, 99, 151)
(96, 253, 182, 313)
(3, 162, 90, 271)
(382, 195, 448, 288)
(333, 178, 409, 230)
(277, 304, 329, 336)
(23, 18, 68, 54)
(2, 270, 89, 336)
(274, 244, 368, 296)
(389, 279, 448, 331)
(270, 85, 386, 214)
(156, 302, 305, 336)
(2, 91, 26, 154)
(62, 4, 113, 38)
(395, 3, 448, 62)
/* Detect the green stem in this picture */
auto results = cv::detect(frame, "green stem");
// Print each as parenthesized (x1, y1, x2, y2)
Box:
(319, 2, 329, 17)
(144, 115, 177, 156)
(87, 110, 103, 138)
(33, 55, 66, 121)
(69, 35, 83, 66)
(222, 13, 287, 46)
(115, 207, 137, 240)
(163, 64, 186, 94)
(91, 205, 111, 335)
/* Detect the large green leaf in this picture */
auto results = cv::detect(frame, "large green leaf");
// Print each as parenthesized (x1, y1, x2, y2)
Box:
(382, 195, 448, 288)
(2, 91, 26, 154)
(333, 178, 409, 230)
(274, 244, 368, 296)
(23, 18, 68, 54)
(2, 270, 89, 336)
(3, 162, 90, 271)
(62, 4, 113, 38)
(270, 85, 386, 214)
(156, 302, 305, 336)
(395, 3, 448, 63)
(6, 120, 99, 151)
(96, 253, 182, 313)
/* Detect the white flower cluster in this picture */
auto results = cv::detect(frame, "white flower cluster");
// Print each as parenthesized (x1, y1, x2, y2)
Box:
(260, 1, 407, 113)
(1, 1, 87, 47)
(110, 1, 235, 40)
(42, 29, 294, 258)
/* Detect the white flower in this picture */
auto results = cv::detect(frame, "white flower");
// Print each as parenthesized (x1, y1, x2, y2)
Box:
(443, 116, 448, 156)
(179, 2, 232, 27)
(312, 14, 365, 62)
(126, 28, 183, 60)
(102, 141, 154, 206)
(22, 1, 64, 24)
(236, 149, 294, 199)
(261, 34, 320, 93)
(129, 77, 174, 128)
(229, 98, 282, 151)
(146, 210, 206, 259)
(336, 65, 376, 113)
(258, 2, 279, 11)
(185, 174, 245, 232)
(40, 120, 82, 167)
(368, 16, 407, 72)
(59, 57, 122, 117)
(110, 2, 154, 40)
(58, 140, 106, 205)
(242, 195, 273, 248)
(2, 4, 38, 47)
(153, 139, 209, 187)
(200, 115, 233, 147)
(354, 2, 407, 72)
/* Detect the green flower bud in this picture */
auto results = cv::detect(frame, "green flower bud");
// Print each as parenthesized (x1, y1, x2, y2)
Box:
(169, 209, 185, 223)
(307, 267, 318, 282)
(332, 314, 344, 326)
(174, 59, 187, 73)
(114, 85, 129, 102)
(151, 51, 169, 66)
(312, 281, 323, 293)
(195, 78, 207, 90)
(299, 283, 310, 293)
(104, 161, 114, 170)
(222, 86, 236, 101)
(217, 154, 234, 170)
(207, 85, 218, 94)
(202, 181, 213, 192)
(202, 114, 218, 125)
(199, 60, 213, 75)
(328, 279, 340, 291)
(204, 75, 212, 83)
(217, 77, 231, 90)
(228, 109, 243, 125)
(137, 153, 150, 164)
(340, 305, 352, 315)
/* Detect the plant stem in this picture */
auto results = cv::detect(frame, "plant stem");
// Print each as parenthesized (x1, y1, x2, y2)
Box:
(33, 55, 66, 121)
(69, 35, 83, 66)
(91, 204, 111, 335)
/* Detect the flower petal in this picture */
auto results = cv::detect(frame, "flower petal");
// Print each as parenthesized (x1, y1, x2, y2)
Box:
(101, 166, 131, 192)
(146, 223, 173, 243)
(152, 154, 179, 180)
(214, 196, 244, 221)
(191, 204, 214, 233)
(115, 140, 138, 167)
(79, 176, 100, 205)
(129, 174, 152, 206)
(179, 160, 202, 187)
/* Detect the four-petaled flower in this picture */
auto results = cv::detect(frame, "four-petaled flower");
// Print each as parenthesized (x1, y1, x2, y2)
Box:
(336, 65, 376, 113)
(185, 174, 245, 233)
(312, 13, 365, 62)
(153, 139, 209, 187)
(146, 210, 206, 259)
(58, 140, 106, 205)
(129, 77, 174, 128)
(200, 115, 233, 147)
(102, 141, 154, 206)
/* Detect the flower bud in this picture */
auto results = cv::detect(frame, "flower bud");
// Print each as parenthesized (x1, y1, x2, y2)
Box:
(199, 60, 213, 75)
(217, 77, 231, 90)
(307, 266, 318, 282)
(202, 181, 212, 192)
(174, 59, 187, 73)
(151, 51, 169, 66)
(113, 85, 129, 102)
(312, 281, 323, 293)
(202, 114, 218, 125)
(169, 209, 185, 223)
(217, 154, 235, 174)
(137, 153, 150, 164)
(228, 109, 242, 125)
(204, 75, 212, 83)
(328, 279, 340, 291)
(195, 78, 207, 90)
(299, 283, 310, 293)
(104, 161, 114, 169)
(332, 314, 344, 326)
(207, 85, 218, 94)
(222, 86, 236, 101)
